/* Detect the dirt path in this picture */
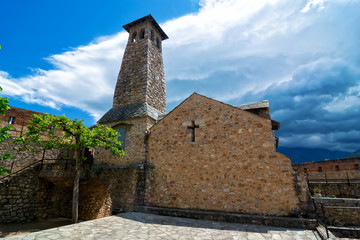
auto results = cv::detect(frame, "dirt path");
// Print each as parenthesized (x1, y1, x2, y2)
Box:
(0, 218, 72, 238)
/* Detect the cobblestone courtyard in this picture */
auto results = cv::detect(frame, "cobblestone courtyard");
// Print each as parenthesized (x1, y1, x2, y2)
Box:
(2, 212, 320, 240)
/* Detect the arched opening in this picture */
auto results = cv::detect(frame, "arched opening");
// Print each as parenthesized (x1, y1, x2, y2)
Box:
(139, 29, 145, 40)
(131, 32, 137, 43)
(150, 30, 154, 42)
(155, 37, 161, 49)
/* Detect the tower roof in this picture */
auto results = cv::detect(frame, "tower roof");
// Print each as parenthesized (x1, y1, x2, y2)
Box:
(123, 14, 168, 40)
(98, 102, 163, 123)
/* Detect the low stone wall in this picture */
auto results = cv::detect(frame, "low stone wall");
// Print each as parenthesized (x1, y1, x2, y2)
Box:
(307, 170, 360, 181)
(293, 158, 360, 173)
(313, 198, 360, 227)
(309, 183, 360, 198)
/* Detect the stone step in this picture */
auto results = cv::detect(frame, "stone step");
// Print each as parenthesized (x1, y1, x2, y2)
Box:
(135, 206, 318, 229)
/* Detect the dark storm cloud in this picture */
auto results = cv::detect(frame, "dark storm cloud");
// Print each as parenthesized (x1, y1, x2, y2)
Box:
(247, 58, 360, 151)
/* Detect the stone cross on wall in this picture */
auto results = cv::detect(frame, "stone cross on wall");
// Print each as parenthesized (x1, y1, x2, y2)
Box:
(187, 121, 199, 142)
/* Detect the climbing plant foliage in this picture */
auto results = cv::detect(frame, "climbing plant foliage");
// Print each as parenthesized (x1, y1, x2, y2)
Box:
(14, 113, 124, 157)
(0, 87, 12, 175)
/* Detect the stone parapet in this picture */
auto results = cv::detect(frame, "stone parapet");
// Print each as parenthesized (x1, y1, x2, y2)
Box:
(307, 170, 360, 182)
(293, 158, 360, 173)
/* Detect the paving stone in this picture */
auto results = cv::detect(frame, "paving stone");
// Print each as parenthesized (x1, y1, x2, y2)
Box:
(3, 212, 320, 240)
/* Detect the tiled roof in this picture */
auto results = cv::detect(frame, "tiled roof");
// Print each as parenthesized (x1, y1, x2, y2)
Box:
(98, 102, 162, 123)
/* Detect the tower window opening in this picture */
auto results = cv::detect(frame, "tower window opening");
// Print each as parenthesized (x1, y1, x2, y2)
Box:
(150, 30, 154, 42)
(139, 29, 145, 40)
(131, 32, 137, 43)
(155, 37, 160, 48)
(318, 167, 322, 172)
(8, 117, 15, 124)
(335, 165, 340, 171)
(304, 168, 307, 173)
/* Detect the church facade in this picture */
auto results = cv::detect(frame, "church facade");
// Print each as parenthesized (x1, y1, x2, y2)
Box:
(95, 15, 306, 217)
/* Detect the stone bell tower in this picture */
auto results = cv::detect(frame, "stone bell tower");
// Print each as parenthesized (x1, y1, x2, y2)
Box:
(113, 14, 168, 113)
(99, 14, 168, 123)
(97, 15, 168, 166)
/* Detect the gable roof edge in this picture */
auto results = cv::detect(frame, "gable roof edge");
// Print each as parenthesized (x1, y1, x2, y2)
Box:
(150, 92, 272, 130)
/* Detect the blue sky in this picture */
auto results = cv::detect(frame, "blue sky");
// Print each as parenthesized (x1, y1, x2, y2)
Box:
(1, 0, 359, 152)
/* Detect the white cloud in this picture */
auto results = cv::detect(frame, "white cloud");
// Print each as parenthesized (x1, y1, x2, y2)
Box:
(1, 32, 128, 119)
(301, 0, 326, 12)
(323, 94, 360, 113)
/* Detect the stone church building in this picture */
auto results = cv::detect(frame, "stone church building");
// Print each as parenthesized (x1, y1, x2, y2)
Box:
(0, 15, 311, 225)
(95, 15, 305, 216)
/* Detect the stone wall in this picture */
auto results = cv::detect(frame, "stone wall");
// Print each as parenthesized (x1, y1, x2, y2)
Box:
(95, 117, 155, 165)
(1, 164, 141, 223)
(146, 25, 166, 113)
(94, 166, 140, 212)
(46, 166, 141, 220)
(146, 93, 302, 217)
(0, 132, 140, 223)
(79, 179, 112, 220)
(0, 137, 68, 174)
(293, 173, 313, 216)
(0, 137, 73, 223)
(0, 167, 54, 223)
(313, 198, 360, 227)
(293, 158, 360, 173)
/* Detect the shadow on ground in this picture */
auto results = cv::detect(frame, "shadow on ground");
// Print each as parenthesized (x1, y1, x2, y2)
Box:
(0, 218, 72, 238)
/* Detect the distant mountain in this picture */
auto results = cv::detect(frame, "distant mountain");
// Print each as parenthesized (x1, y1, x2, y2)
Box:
(343, 150, 360, 159)
(277, 147, 352, 164)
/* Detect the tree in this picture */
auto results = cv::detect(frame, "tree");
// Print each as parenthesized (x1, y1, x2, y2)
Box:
(14, 113, 124, 223)
(0, 87, 12, 175)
